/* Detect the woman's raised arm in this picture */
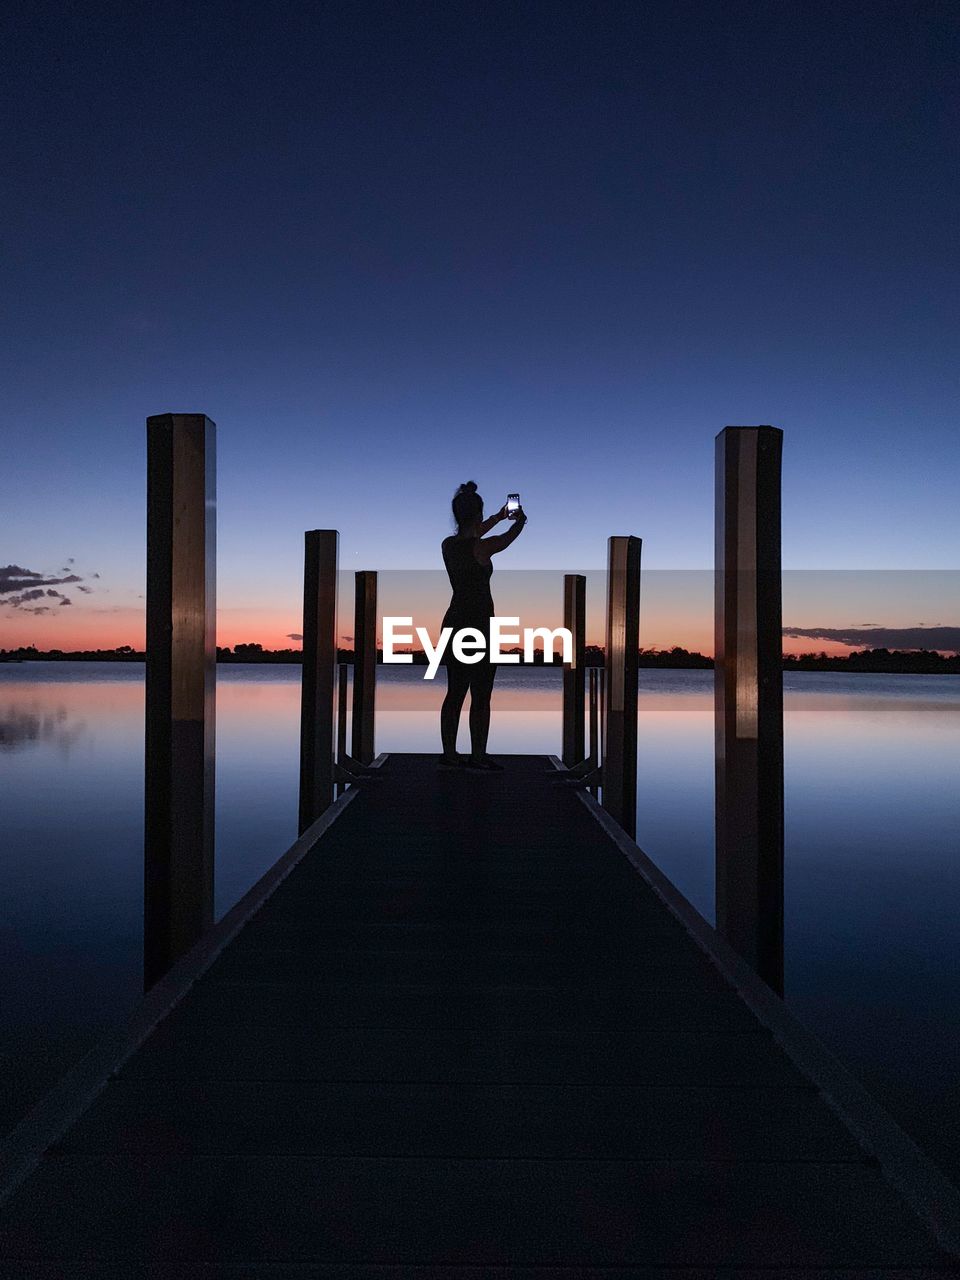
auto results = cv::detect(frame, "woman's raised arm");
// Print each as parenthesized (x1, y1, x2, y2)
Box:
(477, 508, 527, 559)
(478, 504, 508, 536)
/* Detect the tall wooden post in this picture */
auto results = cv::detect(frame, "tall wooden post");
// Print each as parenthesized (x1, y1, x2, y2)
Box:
(352, 570, 377, 766)
(715, 426, 784, 994)
(299, 531, 339, 833)
(144, 413, 216, 990)
(602, 536, 641, 838)
(561, 574, 586, 767)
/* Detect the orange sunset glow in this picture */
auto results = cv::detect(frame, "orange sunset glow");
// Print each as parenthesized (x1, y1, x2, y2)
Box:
(5, 566, 956, 661)
(2, 604, 897, 661)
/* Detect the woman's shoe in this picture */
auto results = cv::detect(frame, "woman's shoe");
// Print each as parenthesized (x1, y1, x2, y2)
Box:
(438, 754, 467, 769)
(467, 755, 504, 771)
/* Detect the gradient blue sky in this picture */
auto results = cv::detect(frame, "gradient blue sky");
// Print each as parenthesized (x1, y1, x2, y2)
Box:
(2, 0, 958, 649)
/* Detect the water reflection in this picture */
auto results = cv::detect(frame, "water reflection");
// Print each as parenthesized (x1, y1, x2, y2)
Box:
(0, 701, 87, 753)
(0, 662, 958, 1183)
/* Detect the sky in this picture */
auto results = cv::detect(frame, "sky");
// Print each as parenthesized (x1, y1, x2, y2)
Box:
(2, 0, 958, 654)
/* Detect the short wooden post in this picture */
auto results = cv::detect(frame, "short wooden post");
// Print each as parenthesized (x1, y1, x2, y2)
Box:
(144, 413, 216, 990)
(602, 535, 641, 837)
(588, 665, 600, 795)
(561, 574, 586, 767)
(599, 665, 606, 764)
(715, 426, 784, 994)
(299, 530, 339, 833)
(336, 661, 349, 796)
(351, 570, 377, 766)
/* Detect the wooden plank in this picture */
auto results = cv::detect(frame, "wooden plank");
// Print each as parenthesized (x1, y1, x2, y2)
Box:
(2, 1266, 957, 1280)
(156, 978, 765, 1032)
(54, 1079, 860, 1162)
(0, 1156, 947, 1268)
(116, 1021, 806, 1086)
(2, 1264, 956, 1280)
(206, 937, 731, 986)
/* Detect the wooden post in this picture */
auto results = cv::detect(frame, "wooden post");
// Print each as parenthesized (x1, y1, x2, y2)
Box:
(336, 661, 349, 796)
(715, 426, 784, 994)
(599, 665, 605, 764)
(561, 574, 586, 767)
(299, 531, 339, 833)
(351, 570, 377, 766)
(602, 535, 641, 837)
(144, 413, 216, 990)
(588, 665, 600, 795)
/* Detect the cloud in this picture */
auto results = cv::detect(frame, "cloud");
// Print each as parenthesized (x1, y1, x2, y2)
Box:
(0, 563, 90, 613)
(0, 565, 82, 595)
(782, 624, 960, 651)
(7, 588, 47, 606)
(286, 633, 303, 642)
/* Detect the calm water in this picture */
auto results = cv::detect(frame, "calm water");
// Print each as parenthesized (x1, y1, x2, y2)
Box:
(2, 662, 959, 1179)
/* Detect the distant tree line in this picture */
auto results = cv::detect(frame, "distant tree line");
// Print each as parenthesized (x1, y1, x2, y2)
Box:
(781, 647, 960, 674)
(3, 643, 958, 674)
(0, 644, 144, 662)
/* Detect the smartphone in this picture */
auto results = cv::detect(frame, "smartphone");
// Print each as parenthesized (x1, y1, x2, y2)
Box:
(506, 493, 520, 516)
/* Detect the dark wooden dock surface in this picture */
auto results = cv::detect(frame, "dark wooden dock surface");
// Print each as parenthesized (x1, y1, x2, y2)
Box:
(1, 753, 958, 1276)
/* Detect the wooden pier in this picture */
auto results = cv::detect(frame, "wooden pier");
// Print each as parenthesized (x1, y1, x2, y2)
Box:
(2, 753, 959, 1275)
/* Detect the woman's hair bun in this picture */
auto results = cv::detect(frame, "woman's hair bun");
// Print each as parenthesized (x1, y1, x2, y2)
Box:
(451, 479, 483, 528)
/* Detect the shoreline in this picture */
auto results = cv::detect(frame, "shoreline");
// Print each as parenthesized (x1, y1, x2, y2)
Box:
(2, 652, 958, 675)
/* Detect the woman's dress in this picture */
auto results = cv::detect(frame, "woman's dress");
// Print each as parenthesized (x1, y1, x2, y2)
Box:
(440, 536, 494, 667)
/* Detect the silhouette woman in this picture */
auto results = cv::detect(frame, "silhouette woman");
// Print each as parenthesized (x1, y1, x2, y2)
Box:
(439, 481, 527, 770)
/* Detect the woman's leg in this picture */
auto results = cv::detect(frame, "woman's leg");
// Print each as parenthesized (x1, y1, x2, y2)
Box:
(440, 659, 471, 757)
(468, 660, 498, 759)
